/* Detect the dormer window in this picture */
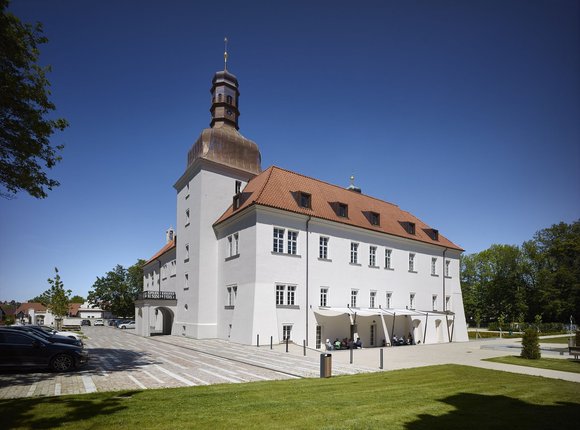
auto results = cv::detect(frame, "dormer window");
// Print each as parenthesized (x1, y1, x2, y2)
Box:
(370, 212, 380, 226)
(430, 229, 439, 241)
(299, 192, 311, 209)
(405, 222, 416, 235)
(233, 194, 240, 210)
(338, 203, 348, 217)
(235, 180, 242, 194)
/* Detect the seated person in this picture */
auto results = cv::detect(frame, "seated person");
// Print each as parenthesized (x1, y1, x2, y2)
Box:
(334, 338, 341, 350)
(355, 337, 362, 349)
(392, 335, 398, 345)
(341, 338, 348, 349)
(325, 339, 333, 351)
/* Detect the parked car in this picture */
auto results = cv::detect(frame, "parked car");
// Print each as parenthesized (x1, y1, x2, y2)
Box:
(93, 319, 104, 326)
(0, 328, 89, 371)
(118, 321, 135, 329)
(81, 319, 91, 326)
(35, 326, 83, 342)
(4, 326, 83, 348)
(108, 319, 118, 326)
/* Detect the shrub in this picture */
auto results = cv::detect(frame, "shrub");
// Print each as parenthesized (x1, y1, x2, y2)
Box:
(521, 328, 541, 359)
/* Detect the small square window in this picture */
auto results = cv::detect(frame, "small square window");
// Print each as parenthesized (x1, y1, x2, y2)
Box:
(299, 192, 311, 208)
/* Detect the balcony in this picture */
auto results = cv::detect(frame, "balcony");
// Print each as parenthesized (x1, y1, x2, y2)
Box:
(137, 291, 176, 301)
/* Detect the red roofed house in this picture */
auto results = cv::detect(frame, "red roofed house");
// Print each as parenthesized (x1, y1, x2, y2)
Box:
(136, 61, 468, 348)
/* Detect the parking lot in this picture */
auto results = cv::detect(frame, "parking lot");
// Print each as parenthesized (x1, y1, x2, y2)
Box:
(0, 326, 370, 399)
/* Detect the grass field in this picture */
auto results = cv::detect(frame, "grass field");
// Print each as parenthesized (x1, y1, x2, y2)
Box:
(1, 364, 579, 429)
(484, 356, 580, 373)
(538, 336, 574, 344)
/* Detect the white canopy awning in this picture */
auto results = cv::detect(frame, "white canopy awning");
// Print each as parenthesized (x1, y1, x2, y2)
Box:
(314, 307, 425, 317)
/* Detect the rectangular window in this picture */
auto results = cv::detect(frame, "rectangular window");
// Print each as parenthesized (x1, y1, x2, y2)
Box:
(162, 264, 167, 280)
(386, 292, 392, 308)
(228, 236, 233, 256)
(184, 273, 189, 290)
(185, 243, 190, 261)
(350, 242, 359, 264)
(446, 295, 451, 311)
(370, 291, 376, 308)
(351, 289, 358, 307)
(226, 285, 237, 307)
(319, 236, 328, 259)
(320, 287, 328, 307)
(369, 246, 377, 267)
(370, 212, 380, 226)
(316, 325, 322, 350)
(431, 257, 437, 275)
(276, 285, 285, 306)
(185, 209, 190, 225)
(235, 180, 242, 194)
(282, 324, 292, 341)
(287, 285, 296, 306)
(338, 203, 348, 217)
(385, 249, 392, 269)
(432, 294, 438, 311)
(234, 233, 239, 255)
(409, 253, 415, 272)
(410, 293, 415, 310)
(273, 228, 284, 253)
(287, 230, 298, 255)
(445, 260, 451, 277)
(170, 260, 176, 277)
(299, 192, 311, 208)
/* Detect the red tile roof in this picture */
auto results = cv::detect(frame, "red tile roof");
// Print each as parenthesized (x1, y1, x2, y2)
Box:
(144, 237, 177, 265)
(68, 303, 82, 316)
(16, 302, 47, 314)
(215, 166, 463, 251)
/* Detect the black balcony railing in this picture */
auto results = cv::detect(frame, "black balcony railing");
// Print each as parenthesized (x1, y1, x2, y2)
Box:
(137, 291, 176, 301)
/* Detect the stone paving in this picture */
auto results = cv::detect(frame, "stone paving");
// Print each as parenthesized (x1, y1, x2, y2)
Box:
(0, 328, 577, 400)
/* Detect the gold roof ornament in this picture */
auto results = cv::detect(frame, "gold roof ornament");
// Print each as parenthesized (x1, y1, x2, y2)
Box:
(224, 37, 228, 71)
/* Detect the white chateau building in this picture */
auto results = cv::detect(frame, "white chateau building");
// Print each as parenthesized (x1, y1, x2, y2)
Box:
(136, 62, 468, 349)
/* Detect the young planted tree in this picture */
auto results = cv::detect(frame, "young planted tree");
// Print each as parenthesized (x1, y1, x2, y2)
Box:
(521, 328, 541, 360)
(45, 267, 71, 329)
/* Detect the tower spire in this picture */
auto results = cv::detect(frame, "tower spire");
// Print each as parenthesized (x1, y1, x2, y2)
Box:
(224, 37, 228, 71)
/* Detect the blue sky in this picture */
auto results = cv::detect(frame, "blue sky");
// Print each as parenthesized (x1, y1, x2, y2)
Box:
(1, 0, 578, 302)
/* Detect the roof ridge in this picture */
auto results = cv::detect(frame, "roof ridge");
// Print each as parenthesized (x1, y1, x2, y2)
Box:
(267, 165, 399, 208)
(253, 165, 276, 203)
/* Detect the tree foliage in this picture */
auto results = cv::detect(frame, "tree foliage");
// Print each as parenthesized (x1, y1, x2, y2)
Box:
(88, 260, 145, 317)
(69, 295, 85, 304)
(461, 220, 580, 325)
(0, 0, 68, 199)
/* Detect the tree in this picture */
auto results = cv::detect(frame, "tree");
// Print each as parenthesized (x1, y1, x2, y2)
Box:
(0, 0, 68, 199)
(88, 260, 145, 317)
(41, 267, 71, 328)
(69, 295, 85, 304)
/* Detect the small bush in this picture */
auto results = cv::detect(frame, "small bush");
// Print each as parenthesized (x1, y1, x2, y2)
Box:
(521, 329, 541, 359)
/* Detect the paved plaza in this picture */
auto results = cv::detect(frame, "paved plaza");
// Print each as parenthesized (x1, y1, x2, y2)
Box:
(0, 327, 578, 400)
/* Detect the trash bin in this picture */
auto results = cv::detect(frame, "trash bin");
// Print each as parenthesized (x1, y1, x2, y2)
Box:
(320, 353, 332, 378)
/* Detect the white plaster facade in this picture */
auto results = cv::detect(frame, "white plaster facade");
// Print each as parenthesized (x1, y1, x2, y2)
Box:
(135, 65, 468, 348)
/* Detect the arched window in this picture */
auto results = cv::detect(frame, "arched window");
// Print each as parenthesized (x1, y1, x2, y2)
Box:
(226, 95, 233, 105)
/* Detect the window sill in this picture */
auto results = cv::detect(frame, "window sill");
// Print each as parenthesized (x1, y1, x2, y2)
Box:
(271, 252, 301, 258)
(445, 276, 452, 279)
(368, 265, 379, 269)
(318, 258, 332, 262)
(408, 270, 418, 274)
(225, 254, 240, 262)
(276, 305, 300, 310)
(184, 258, 189, 263)
(224, 305, 234, 310)
(431, 274, 439, 277)
(185, 222, 190, 228)
(184, 287, 189, 291)
(349, 263, 361, 266)
(385, 267, 394, 271)
(185, 194, 189, 200)
(170, 274, 176, 278)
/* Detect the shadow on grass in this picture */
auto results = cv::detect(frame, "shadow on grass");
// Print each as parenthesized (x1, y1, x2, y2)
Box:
(0, 390, 143, 429)
(406, 392, 580, 430)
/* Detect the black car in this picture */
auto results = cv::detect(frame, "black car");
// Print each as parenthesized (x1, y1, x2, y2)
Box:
(81, 319, 91, 326)
(0, 328, 89, 372)
(4, 326, 83, 348)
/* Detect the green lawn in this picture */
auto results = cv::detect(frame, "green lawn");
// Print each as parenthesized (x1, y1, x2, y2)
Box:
(1, 365, 579, 429)
(484, 355, 580, 373)
(538, 336, 574, 344)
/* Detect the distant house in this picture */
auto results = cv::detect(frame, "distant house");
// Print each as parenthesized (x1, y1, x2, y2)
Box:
(0, 304, 16, 324)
